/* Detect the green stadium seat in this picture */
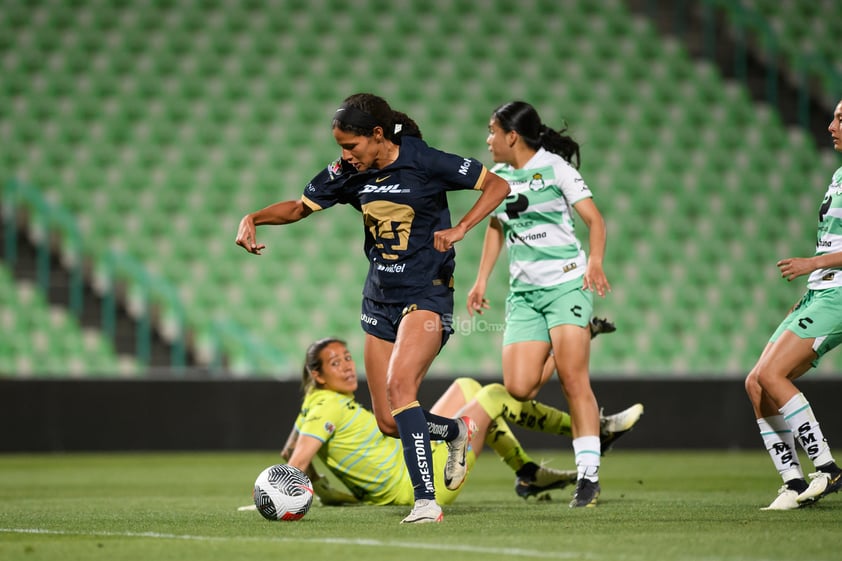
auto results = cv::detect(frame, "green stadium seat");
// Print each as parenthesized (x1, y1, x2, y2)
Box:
(2, 0, 839, 378)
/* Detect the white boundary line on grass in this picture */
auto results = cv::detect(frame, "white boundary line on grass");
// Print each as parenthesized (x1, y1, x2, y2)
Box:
(0, 528, 590, 560)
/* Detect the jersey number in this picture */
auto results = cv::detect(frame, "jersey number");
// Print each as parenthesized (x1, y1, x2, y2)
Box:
(362, 200, 415, 260)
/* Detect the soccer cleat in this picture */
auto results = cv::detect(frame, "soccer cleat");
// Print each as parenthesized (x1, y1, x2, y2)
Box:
(796, 470, 842, 504)
(760, 485, 802, 511)
(400, 499, 443, 524)
(599, 403, 643, 454)
(569, 478, 600, 508)
(600, 403, 644, 454)
(444, 416, 476, 490)
(515, 465, 578, 499)
(589, 317, 616, 339)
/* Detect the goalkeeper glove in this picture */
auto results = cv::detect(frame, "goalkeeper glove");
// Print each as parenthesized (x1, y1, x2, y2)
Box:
(312, 475, 360, 506)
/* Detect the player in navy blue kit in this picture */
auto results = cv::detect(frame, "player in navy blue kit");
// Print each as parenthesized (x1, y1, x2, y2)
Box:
(236, 93, 511, 523)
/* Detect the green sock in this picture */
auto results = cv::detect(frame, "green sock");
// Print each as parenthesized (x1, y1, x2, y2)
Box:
(475, 383, 572, 436)
(485, 418, 534, 471)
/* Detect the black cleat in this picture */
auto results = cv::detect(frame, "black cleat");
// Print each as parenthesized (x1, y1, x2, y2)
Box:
(569, 478, 601, 508)
(514, 464, 578, 499)
(589, 317, 616, 339)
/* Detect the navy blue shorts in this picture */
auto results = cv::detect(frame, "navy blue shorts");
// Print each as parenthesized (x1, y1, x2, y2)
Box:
(360, 283, 454, 347)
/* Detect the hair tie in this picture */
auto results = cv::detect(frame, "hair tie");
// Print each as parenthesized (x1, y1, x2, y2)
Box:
(394, 123, 403, 134)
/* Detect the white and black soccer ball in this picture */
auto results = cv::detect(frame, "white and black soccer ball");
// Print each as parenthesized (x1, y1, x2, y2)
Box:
(253, 464, 314, 521)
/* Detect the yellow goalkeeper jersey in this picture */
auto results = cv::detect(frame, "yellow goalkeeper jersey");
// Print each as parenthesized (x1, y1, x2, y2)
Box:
(295, 388, 411, 505)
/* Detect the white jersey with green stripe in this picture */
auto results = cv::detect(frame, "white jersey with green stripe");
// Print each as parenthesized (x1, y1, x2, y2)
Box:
(491, 148, 592, 291)
(808, 165, 842, 289)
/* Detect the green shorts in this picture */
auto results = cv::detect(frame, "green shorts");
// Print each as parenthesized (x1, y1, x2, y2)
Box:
(770, 287, 842, 366)
(503, 277, 593, 346)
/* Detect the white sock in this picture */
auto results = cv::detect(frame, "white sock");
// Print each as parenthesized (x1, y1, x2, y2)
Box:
(757, 416, 803, 483)
(573, 435, 601, 482)
(780, 393, 835, 468)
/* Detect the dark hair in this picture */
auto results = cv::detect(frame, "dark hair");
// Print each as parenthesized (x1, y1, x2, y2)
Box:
(492, 101, 580, 168)
(332, 92, 422, 144)
(300, 337, 346, 394)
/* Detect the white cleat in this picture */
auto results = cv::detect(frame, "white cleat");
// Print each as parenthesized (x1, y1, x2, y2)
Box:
(760, 486, 801, 511)
(400, 499, 443, 524)
(796, 471, 842, 504)
(444, 416, 476, 490)
(599, 403, 644, 454)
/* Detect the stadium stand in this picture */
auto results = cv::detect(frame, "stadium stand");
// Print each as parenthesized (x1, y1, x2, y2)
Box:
(0, 0, 839, 377)
(730, 0, 842, 109)
(0, 265, 131, 376)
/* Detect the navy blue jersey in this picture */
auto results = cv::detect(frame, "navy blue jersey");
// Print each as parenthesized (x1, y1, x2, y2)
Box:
(301, 136, 487, 303)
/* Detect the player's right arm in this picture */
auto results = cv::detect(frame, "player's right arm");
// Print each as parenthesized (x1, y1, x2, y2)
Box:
(777, 250, 842, 281)
(281, 423, 332, 494)
(467, 217, 504, 316)
(286, 433, 323, 473)
(236, 158, 351, 254)
(287, 433, 359, 506)
(235, 199, 314, 255)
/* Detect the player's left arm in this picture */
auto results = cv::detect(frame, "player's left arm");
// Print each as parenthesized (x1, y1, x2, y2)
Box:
(573, 197, 610, 298)
(434, 170, 510, 252)
(777, 250, 842, 281)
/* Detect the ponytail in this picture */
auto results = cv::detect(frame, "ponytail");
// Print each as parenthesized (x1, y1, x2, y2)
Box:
(493, 101, 581, 168)
(539, 123, 581, 169)
(389, 110, 423, 143)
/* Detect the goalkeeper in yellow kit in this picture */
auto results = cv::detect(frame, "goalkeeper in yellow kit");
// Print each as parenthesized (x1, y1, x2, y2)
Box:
(280, 337, 642, 507)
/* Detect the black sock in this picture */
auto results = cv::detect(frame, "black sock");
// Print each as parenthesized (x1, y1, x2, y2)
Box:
(785, 478, 808, 494)
(515, 461, 539, 479)
(423, 409, 459, 442)
(818, 461, 841, 475)
(394, 406, 436, 501)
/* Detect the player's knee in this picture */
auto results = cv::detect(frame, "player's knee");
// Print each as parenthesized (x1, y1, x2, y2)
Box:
(753, 363, 798, 399)
(376, 412, 399, 437)
(454, 377, 482, 398)
(503, 379, 538, 401)
(744, 369, 759, 395)
(386, 375, 413, 407)
(474, 382, 505, 404)
(471, 383, 507, 419)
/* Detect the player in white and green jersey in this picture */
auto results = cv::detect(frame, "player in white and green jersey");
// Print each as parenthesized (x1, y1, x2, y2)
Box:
(491, 151, 592, 293)
(745, 99, 842, 510)
(280, 338, 642, 508)
(467, 101, 612, 508)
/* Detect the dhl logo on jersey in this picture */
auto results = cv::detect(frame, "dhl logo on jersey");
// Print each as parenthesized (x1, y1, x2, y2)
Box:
(359, 183, 410, 194)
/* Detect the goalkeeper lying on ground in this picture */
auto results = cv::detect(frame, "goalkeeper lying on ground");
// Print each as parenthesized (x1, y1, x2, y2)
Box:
(274, 330, 642, 507)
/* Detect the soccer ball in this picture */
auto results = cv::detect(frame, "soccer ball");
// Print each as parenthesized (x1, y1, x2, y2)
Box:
(253, 464, 314, 521)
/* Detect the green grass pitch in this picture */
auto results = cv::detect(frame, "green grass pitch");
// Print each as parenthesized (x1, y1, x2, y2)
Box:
(1, 450, 839, 561)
